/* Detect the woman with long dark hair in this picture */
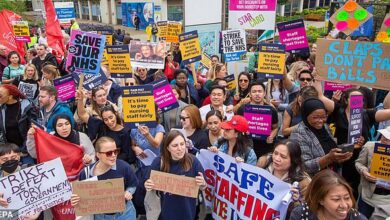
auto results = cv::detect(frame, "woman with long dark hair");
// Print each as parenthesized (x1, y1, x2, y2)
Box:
(2, 51, 24, 84)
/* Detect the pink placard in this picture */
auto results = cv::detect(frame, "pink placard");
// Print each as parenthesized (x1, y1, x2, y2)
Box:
(324, 82, 353, 91)
(54, 76, 76, 102)
(153, 84, 177, 109)
(244, 112, 272, 136)
(229, 0, 276, 11)
(15, 36, 31, 43)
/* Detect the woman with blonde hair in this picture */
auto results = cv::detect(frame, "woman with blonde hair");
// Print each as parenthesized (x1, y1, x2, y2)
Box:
(205, 63, 228, 90)
(40, 64, 59, 86)
(12, 63, 39, 100)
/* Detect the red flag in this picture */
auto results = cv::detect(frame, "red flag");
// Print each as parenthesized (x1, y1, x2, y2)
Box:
(44, 0, 65, 56)
(0, 10, 26, 63)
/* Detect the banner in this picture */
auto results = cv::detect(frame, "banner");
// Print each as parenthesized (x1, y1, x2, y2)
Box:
(0, 158, 72, 219)
(315, 38, 390, 90)
(151, 78, 179, 112)
(324, 82, 353, 91)
(121, 2, 154, 30)
(257, 43, 286, 79)
(0, 10, 26, 62)
(277, 19, 309, 54)
(348, 95, 363, 144)
(122, 85, 157, 129)
(179, 31, 202, 65)
(370, 143, 390, 181)
(72, 178, 125, 216)
(244, 104, 272, 139)
(222, 29, 247, 62)
(54, 2, 75, 28)
(157, 21, 167, 40)
(66, 30, 106, 75)
(150, 170, 199, 198)
(228, 0, 277, 30)
(12, 21, 30, 43)
(129, 41, 165, 69)
(166, 22, 182, 43)
(197, 150, 291, 220)
(106, 45, 132, 78)
(73, 68, 108, 91)
(53, 75, 75, 102)
(224, 74, 236, 90)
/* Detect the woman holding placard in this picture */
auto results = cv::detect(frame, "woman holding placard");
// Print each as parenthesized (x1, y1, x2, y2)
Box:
(12, 63, 40, 101)
(144, 130, 206, 220)
(2, 51, 25, 84)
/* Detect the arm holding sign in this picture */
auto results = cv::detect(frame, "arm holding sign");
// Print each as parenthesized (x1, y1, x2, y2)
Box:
(383, 92, 390, 109)
(26, 125, 37, 158)
(374, 108, 390, 123)
(355, 142, 377, 182)
(76, 88, 90, 124)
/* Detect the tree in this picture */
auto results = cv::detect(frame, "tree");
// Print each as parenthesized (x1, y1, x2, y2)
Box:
(0, 0, 27, 14)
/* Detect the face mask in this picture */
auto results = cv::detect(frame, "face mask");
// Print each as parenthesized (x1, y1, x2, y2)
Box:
(1, 159, 19, 173)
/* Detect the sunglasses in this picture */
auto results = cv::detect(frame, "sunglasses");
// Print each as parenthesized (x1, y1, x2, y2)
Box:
(299, 77, 313, 82)
(180, 116, 190, 121)
(239, 79, 249, 83)
(99, 149, 120, 157)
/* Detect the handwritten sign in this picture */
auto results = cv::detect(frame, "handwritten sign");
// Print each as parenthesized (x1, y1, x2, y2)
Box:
(72, 178, 125, 216)
(66, 30, 106, 75)
(106, 45, 132, 78)
(244, 104, 272, 139)
(72, 68, 108, 90)
(179, 31, 201, 65)
(277, 19, 309, 54)
(157, 21, 168, 40)
(257, 43, 286, 79)
(315, 38, 390, 90)
(150, 170, 199, 198)
(53, 75, 76, 102)
(12, 21, 30, 42)
(129, 41, 165, 69)
(0, 158, 72, 219)
(348, 95, 363, 144)
(324, 82, 353, 91)
(18, 82, 38, 100)
(370, 143, 390, 181)
(166, 22, 182, 43)
(222, 29, 247, 62)
(151, 78, 179, 113)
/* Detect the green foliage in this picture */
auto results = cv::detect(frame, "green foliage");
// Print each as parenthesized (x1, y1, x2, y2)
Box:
(276, 14, 305, 22)
(306, 26, 327, 43)
(302, 8, 328, 16)
(0, 0, 27, 14)
(277, 0, 289, 6)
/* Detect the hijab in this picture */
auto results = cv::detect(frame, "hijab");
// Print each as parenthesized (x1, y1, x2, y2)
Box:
(53, 114, 80, 145)
(301, 98, 336, 154)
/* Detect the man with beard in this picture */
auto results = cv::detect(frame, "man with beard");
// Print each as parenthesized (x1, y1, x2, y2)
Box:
(32, 44, 58, 79)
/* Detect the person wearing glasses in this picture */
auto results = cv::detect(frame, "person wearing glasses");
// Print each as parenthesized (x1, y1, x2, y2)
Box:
(283, 63, 314, 104)
(161, 84, 188, 131)
(233, 72, 251, 105)
(163, 52, 179, 81)
(71, 137, 138, 220)
(134, 67, 153, 85)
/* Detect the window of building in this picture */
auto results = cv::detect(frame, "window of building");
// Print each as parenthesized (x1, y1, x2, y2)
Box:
(167, 5, 183, 22)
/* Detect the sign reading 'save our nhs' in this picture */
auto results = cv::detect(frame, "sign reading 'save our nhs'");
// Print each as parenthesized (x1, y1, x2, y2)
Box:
(316, 38, 390, 90)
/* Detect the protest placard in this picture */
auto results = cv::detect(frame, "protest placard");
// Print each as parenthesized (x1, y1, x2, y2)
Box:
(244, 104, 272, 139)
(101, 48, 109, 65)
(222, 29, 247, 62)
(324, 82, 353, 91)
(73, 68, 108, 90)
(157, 21, 168, 40)
(72, 178, 125, 216)
(12, 21, 30, 42)
(179, 31, 201, 65)
(151, 78, 179, 112)
(376, 14, 390, 42)
(257, 43, 286, 79)
(53, 75, 75, 102)
(122, 85, 157, 129)
(106, 45, 132, 78)
(18, 82, 38, 100)
(54, 2, 75, 27)
(370, 143, 390, 181)
(97, 29, 114, 45)
(129, 41, 165, 69)
(348, 95, 363, 144)
(0, 158, 72, 219)
(228, 0, 277, 30)
(197, 150, 291, 220)
(277, 19, 309, 54)
(166, 22, 182, 43)
(200, 53, 212, 70)
(224, 74, 237, 91)
(66, 30, 106, 75)
(150, 170, 199, 198)
(315, 38, 390, 90)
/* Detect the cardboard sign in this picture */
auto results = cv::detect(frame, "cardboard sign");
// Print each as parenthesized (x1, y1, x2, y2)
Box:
(166, 22, 182, 43)
(244, 104, 272, 139)
(376, 14, 390, 42)
(18, 82, 38, 100)
(66, 30, 106, 75)
(257, 43, 286, 79)
(324, 82, 353, 91)
(12, 21, 30, 42)
(53, 75, 76, 102)
(277, 19, 309, 54)
(72, 178, 125, 216)
(0, 158, 72, 218)
(224, 74, 237, 90)
(122, 85, 157, 129)
(179, 31, 202, 65)
(129, 41, 165, 69)
(315, 38, 390, 90)
(150, 170, 199, 198)
(330, 0, 373, 35)
(157, 21, 168, 40)
(151, 78, 179, 112)
(370, 143, 390, 181)
(222, 29, 247, 62)
(348, 95, 363, 144)
(228, 0, 277, 30)
(106, 45, 132, 78)
(72, 68, 108, 90)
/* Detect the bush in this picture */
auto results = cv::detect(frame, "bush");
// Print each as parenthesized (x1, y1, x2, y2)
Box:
(306, 26, 327, 43)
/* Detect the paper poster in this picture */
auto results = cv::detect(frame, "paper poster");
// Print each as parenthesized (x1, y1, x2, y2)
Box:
(106, 45, 132, 78)
(315, 38, 390, 90)
(324, 82, 353, 91)
(224, 74, 237, 90)
(0, 158, 72, 219)
(66, 30, 106, 75)
(137, 149, 157, 166)
(329, 0, 373, 36)
(151, 77, 179, 113)
(129, 41, 165, 69)
(197, 150, 291, 220)
(348, 95, 363, 144)
(166, 22, 182, 43)
(222, 29, 247, 62)
(101, 48, 109, 65)
(122, 85, 157, 129)
(150, 170, 199, 198)
(157, 21, 168, 40)
(257, 43, 286, 79)
(244, 104, 272, 139)
(228, 0, 277, 30)
(97, 29, 114, 46)
(200, 53, 212, 70)
(53, 75, 76, 102)
(18, 82, 38, 100)
(12, 21, 30, 42)
(277, 19, 309, 54)
(72, 68, 108, 90)
(376, 14, 390, 42)
(72, 178, 125, 216)
(54, 2, 75, 27)
(179, 31, 202, 65)
(370, 143, 390, 181)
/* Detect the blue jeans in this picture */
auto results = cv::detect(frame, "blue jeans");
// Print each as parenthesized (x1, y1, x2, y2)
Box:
(357, 197, 374, 219)
(94, 200, 136, 220)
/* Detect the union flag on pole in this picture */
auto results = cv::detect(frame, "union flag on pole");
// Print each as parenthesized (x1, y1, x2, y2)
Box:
(44, 0, 65, 56)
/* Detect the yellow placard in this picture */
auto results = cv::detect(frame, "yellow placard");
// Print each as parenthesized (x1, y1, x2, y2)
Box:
(12, 21, 30, 42)
(107, 53, 131, 73)
(166, 22, 182, 43)
(105, 35, 113, 45)
(200, 53, 212, 69)
(157, 21, 167, 39)
(370, 143, 390, 181)
(179, 35, 201, 63)
(257, 52, 286, 75)
(122, 86, 156, 126)
(101, 49, 109, 65)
